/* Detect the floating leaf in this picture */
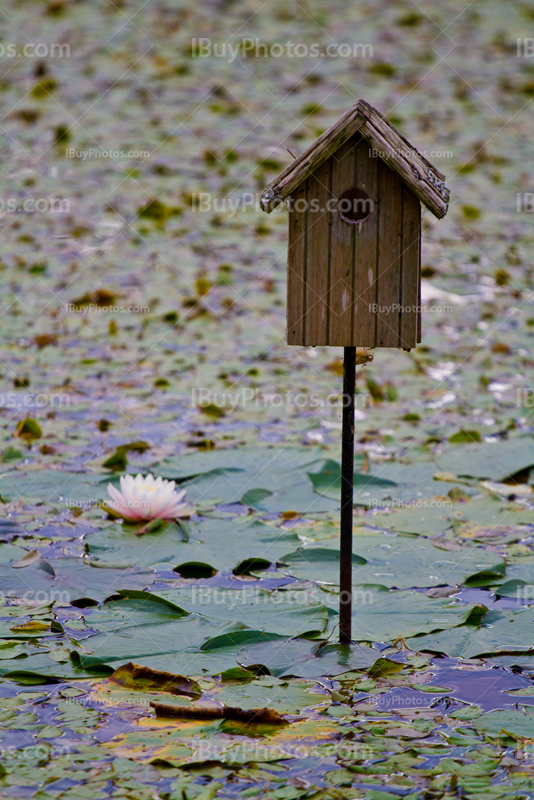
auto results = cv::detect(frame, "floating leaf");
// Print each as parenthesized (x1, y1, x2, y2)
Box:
(475, 707, 534, 739)
(367, 658, 404, 678)
(151, 701, 287, 724)
(449, 429, 481, 444)
(102, 449, 128, 470)
(111, 662, 201, 698)
(199, 403, 225, 418)
(15, 418, 42, 440)
(12, 549, 41, 569)
(1, 446, 23, 462)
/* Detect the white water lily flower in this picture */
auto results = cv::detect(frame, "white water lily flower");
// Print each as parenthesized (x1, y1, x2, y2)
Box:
(107, 473, 188, 521)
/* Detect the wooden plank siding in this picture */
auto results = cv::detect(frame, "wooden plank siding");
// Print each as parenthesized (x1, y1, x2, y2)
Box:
(304, 159, 331, 345)
(375, 160, 403, 347)
(286, 180, 308, 345)
(417, 211, 422, 343)
(285, 132, 421, 349)
(353, 138, 379, 347)
(400, 185, 421, 349)
(328, 138, 357, 346)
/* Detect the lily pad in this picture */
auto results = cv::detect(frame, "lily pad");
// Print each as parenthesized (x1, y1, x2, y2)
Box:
(436, 438, 534, 481)
(349, 587, 482, 642)
(407, 606, 534, 657)
(279, 534, 505, 589)
(474, 707, 534, 739)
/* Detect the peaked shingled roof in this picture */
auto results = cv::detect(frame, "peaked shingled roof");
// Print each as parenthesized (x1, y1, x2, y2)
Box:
(260, 99, 450, 219)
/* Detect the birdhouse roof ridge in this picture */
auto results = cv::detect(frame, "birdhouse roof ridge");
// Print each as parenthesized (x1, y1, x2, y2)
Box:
(260, 99, 450, 219)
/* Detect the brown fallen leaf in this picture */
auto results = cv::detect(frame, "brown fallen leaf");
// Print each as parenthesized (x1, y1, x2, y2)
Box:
(111, 662, 201, 699)
(40, 444, 56, 455)
(150, 701, 288, 724)
(491, 342, 511, 355)
(34, 333, 57, 348)
(10, 620, 50, 632)
(280, 510, 300, 520)
(12, 549, 41, 568)
(71, 289, 120, 308)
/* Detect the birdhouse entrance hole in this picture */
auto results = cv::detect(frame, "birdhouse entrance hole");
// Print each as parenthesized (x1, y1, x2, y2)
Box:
(337, 186, 372, 224)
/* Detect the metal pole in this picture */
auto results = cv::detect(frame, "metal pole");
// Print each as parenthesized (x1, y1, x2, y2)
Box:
(339, 346, 356, 643)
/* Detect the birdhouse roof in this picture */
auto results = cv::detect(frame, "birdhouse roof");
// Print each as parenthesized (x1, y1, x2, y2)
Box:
(260, 99, 450, 219)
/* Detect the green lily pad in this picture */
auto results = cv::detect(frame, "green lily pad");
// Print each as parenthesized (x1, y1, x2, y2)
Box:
(474, 707, 534, 739)
(279, 534, 505, 589)
(407, 606, 534, 657)
(437, 437, 534, 481)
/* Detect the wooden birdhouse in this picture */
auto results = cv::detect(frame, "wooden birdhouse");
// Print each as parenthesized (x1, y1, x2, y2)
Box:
(260, 100, 450, 350)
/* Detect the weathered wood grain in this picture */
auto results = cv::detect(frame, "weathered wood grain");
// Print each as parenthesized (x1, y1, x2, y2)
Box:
(417, 219, 422, 343)
(399, 185, 420, 349)
(328, 138, 356, 346)
(260, 103, 367, 213)
(285, 125, 426, 349)
(261, 99, 449, 219)
(375, 161, 403, 347)
(358, 114, 448, 219)
(304, 159, 331, 345)
(286, 180, 308, 345)
(352, 137, 379, 347)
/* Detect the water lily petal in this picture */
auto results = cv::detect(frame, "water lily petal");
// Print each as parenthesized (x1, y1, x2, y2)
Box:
(108, 473, 188, 522)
